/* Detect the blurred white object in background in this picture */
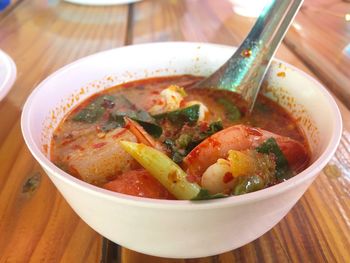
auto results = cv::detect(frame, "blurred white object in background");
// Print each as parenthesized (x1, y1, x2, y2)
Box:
(229, 0, 272, 17)
(0, 49, 16, 101)
(64, 0, 141, 5)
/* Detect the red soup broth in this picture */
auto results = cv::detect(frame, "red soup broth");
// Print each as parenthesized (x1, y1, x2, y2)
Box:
(50, 75, 310, 199)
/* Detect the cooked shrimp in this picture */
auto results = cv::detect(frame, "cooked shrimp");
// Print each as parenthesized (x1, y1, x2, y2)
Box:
(201, 150, 276, 195)
(124, 117, 165, 152)
(148, 85, 186, 114)
(183, 124, 309, 182)
(124, 117, 157, 147)
(201, 159, 235, 194)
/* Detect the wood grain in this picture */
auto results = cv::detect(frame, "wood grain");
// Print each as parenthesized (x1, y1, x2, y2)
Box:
(0, 0, 23, 20)
(284, 1, 350, 108)
(118, 0, 350, 262)
(0, 0, 349, 262)
(0, 0, 128, 262)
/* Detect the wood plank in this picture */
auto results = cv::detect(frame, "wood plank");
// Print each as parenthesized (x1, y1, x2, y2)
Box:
(0, 0, 23, 20)
(0, 0, 129, 262)
(117, 0, 350, 262)
(0, 0, 349, 262)
(284, 1, 350, 108)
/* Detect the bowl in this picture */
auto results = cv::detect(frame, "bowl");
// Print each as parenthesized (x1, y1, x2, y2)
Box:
(21, 42, 342, 258)
(0, 49, 17, 101)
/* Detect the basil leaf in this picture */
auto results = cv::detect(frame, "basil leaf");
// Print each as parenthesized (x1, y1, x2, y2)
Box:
(73, 95, 115, 123)
(164, 139, 186, 163)
(217, 98, 241, 122)
(114, 95, 134, 109)
(162, 120, 224, 162)
(256, 137, 293, 181)
(191, 188, 227, 200)
(136, 120, 163, 138)
(176, 134, 193, 149)
(185, 120, 223, 152)
(111, 109, 162, 138)
(97, 95, 162, 137)
(153, 105, 200, 126)
(205, 120, 223, 136)
(100, 116, 125, 132)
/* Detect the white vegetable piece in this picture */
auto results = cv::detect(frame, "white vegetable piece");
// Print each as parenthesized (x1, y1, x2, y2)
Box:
(66, 128, 137, 185)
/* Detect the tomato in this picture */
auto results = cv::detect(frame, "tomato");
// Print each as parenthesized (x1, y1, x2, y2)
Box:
(103, 169, 174, 199)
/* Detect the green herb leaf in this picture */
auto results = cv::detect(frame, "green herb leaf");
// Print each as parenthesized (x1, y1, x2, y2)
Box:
(191, 188, 227, 200)
(185, 120, 223, 152)
(233, 175, 265, 195)
(162, 120, 224, 162)
(205, 120, 224, 136)
(113, 95, 134, 108)
(153, 105, 200, 126)
(217, 98, 241, 122)
(164, 139, 186, 163)
(111, 109, 162, 138)
(256, 137, 293, 181)
(136, 120, 163, 138)
(100, 117, 124, 132)
(176, 134, 193, 149)
(73, 95, 115, 123)
(99, 96, 162, 137)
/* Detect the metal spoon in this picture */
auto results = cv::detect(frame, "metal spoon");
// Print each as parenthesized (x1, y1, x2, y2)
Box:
(192, 0, 304, 112)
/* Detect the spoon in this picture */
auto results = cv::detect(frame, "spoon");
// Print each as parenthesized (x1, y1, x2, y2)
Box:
(192, 0, 304, 112)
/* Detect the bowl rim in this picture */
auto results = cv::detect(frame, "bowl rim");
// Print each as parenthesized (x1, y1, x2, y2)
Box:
(21, 41, 343, 210)
(0, 49, 17, 102)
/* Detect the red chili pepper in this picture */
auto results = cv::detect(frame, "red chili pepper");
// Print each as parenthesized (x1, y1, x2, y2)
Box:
(92, 142, 107, 149)
(72, 144, 85, 151)
(223, 172, 234, 183)
(112, 129, 128, 139)
(199, 122, 209, 132)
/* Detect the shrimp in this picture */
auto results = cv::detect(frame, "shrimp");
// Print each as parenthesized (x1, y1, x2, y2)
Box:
(183, 124, 309, 182)
(201, 158, 235, 194)
(148, 85, 186, 114)
(124, 117, 165, 152)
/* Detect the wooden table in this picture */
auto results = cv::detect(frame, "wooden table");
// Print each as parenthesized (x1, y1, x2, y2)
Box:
(0, 0, 349, 262)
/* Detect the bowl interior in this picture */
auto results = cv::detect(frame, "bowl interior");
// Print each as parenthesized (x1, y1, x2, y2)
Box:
(22, 42, 342, 196)
(20, 42, 343, 258)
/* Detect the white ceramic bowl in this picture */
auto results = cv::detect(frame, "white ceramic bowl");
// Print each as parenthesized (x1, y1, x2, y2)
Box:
(21, 42, 342, 258)
(0, 49, 17, 101)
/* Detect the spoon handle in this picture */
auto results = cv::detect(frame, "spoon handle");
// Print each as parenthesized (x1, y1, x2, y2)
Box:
(195, 0, 304, 112)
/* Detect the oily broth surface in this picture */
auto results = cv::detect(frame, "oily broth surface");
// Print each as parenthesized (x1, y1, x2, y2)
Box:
(186, 89, 306, 144)
(51, 75, 308, 187)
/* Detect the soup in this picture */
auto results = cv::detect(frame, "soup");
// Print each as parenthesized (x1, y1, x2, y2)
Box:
(50, 75, 310, 200)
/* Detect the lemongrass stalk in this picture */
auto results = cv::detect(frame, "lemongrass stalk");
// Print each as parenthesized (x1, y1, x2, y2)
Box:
(120, 141, 200, 200)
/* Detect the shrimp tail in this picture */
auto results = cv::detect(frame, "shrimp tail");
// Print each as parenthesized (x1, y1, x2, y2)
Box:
(124, 117, 165, 152)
